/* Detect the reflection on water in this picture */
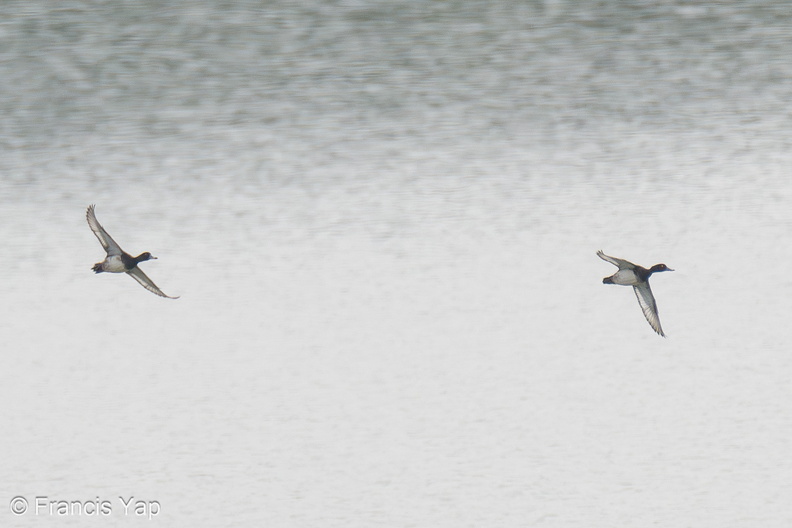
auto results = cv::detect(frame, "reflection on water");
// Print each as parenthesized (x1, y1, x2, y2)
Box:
(2, 1, 792, 526)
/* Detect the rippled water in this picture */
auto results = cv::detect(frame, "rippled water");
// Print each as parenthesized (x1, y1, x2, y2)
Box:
(2, 1, 792, 526)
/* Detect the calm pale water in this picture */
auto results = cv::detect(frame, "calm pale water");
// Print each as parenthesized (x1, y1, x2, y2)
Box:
(2, 1, 792, 526)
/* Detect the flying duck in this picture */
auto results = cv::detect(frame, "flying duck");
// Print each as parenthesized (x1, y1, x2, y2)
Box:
(597, 250, 672, 336)
(87, 204, 179, 299)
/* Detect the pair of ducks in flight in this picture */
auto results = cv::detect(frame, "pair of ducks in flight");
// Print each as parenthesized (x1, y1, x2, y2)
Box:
(86, 206, 674, 336)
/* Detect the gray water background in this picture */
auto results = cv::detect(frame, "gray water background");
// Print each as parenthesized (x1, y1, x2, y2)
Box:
(2, 1, 792, 526)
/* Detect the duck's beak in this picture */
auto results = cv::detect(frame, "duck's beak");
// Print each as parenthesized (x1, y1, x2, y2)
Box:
(668, 268, 674, 271)
(150, 255, 158, 259)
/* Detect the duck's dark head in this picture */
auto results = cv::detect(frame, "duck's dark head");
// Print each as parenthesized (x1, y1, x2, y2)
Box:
(649, 263, 673, 274)
(135, 252, 157, 263)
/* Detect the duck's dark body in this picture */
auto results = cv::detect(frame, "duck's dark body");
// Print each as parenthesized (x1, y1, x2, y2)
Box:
(602, 264, 655, 284)
(91, 252, 154, 274)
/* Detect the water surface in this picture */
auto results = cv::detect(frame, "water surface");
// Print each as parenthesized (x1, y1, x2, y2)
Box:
(2, 1, 792, 526)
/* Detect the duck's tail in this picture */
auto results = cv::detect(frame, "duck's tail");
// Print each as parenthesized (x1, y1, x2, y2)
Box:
(92, 263, 104, 274)
(602, 277, 614, 284)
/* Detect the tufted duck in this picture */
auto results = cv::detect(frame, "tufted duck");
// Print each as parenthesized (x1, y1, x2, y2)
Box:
(87, 205, 179, 299)
(597, 250, 672, 336)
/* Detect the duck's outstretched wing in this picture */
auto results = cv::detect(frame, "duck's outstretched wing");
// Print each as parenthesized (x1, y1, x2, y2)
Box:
(127, 267, 180, 299)
(633, 282, 664, 337)
(86, 205, 124, 256)
(596, 250, 635, 270)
